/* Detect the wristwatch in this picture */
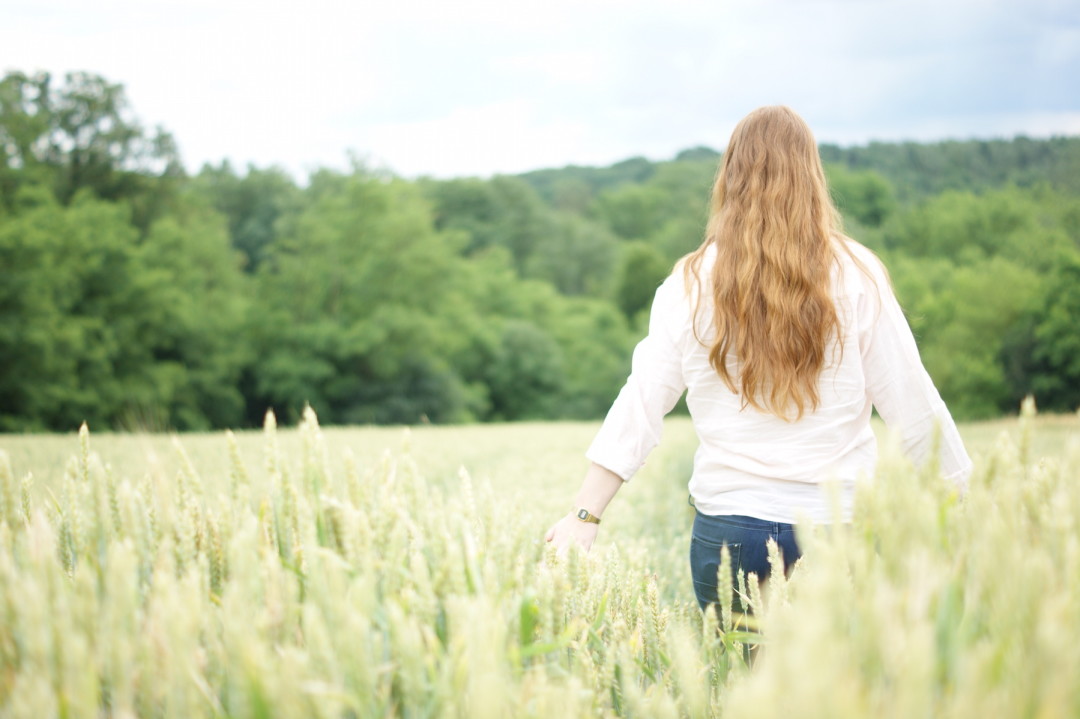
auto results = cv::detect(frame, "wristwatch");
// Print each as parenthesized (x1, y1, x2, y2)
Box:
(576, 508, 601, 524)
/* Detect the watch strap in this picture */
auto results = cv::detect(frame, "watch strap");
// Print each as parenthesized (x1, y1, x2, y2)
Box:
(576, 508, 601, 524)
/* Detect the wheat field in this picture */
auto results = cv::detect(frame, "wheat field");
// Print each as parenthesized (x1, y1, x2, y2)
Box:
(0, 405, 1078, 718)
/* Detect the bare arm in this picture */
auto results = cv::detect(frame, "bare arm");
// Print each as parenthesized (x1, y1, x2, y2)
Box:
(544, 462, 625, 554)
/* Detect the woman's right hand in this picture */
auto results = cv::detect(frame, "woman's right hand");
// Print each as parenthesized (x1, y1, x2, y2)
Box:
(544, 511, 601, 555)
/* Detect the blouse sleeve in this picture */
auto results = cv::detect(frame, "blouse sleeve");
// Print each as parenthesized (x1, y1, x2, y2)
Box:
(585, 273, 688, 481)
(858, 259, 973, 488)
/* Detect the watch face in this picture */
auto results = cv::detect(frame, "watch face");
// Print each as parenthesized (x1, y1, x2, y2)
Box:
(577, 509, 588, 520)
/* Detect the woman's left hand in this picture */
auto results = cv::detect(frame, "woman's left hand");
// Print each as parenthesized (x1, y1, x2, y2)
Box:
(544, 511, 601, 555)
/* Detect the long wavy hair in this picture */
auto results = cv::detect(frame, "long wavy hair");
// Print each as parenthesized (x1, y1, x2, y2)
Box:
(684, 106, 843, 421)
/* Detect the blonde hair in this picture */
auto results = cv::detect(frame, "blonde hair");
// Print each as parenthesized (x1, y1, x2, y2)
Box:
(683, 106, 843, 421)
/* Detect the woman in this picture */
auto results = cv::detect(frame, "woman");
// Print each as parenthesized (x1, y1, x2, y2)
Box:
(544, 106, 972, 611)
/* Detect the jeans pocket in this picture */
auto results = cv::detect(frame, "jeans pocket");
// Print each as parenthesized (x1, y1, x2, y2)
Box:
(690, 535, 741, 609)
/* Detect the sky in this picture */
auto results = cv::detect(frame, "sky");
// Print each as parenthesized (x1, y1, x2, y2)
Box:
(3, 0, 1079, 179)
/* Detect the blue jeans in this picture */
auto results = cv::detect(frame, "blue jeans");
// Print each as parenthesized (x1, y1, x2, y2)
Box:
(689, 512, 802, 612)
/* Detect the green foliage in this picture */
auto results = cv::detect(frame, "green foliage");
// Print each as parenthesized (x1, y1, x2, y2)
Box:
(0, 196, 149, 429)
(191, 161, 300, 271)
(524, 213, 619, 296)
(820, 136, 1080, 200)
(519, 155, 656, 207)
(883, 186, 1074, 269)
(546, 297, 636, 418)
(425, 175, 552, 273)
(592, 184, 670, 241)
(900, 256, 1042, 418)
(248, 170, 479, 424)
(881, 185, 1080, 417)
(826, 165, 896, 227)
(135, 205, 251, 429)
(0, 194, 247, 431)
(615, 242, 669, 320)
(3, 67, 1080, 429)
(586, 159, 713, 260)
(0, 71, 182, 231)
(484, 320, 566, 420)
(1026, 254, 1080, 411)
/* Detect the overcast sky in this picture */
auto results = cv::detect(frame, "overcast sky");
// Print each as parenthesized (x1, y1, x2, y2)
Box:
(3, 0, 1078, 179)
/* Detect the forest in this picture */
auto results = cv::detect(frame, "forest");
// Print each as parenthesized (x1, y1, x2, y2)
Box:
(2, 70, 1078, 431)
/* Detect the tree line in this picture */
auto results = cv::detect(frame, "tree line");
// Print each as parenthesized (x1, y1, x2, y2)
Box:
(1, 71, 1078, 431)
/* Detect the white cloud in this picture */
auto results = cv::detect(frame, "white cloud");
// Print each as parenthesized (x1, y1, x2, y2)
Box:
(363, 99, 599, 178)
(2, 0, 1077, 178)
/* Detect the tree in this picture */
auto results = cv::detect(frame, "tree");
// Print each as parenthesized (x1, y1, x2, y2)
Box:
(894, 255, 1043, 419)
(250, 169, 484, 424)
(135, 202, 251, 429)
(882, 187, 1073, 272)
(545, 297, 636, 418)
(615, 242, 670, 321)
(0, 71, 183, 230)
(1026, 254, 1080, 411)
(591, 184, 669, 241)
(826, 166, 896, 228)
(0, 189, 250, 431)
(191, 162, 301, 272)
(525, 213, 618, 296)
(0, 196, 161, 429)
(425, 175, 552, 273)
(484, 321, 565, 420)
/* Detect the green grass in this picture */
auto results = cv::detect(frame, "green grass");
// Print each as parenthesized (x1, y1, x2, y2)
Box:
(0, 410, 1077, 717)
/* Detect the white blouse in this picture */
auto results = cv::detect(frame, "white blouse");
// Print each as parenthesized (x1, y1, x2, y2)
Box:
(586, 239, 972, 523)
